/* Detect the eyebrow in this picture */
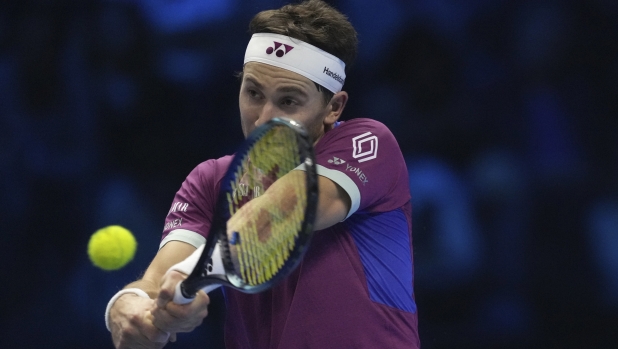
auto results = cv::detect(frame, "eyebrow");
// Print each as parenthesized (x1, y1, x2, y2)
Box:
(244, 76, 310, 98)
(276, 86, 309, 98)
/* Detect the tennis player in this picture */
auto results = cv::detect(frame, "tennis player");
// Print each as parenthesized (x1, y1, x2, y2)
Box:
(106, 1, 419, 348)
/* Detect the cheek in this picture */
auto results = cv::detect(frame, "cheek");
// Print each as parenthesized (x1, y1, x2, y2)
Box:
(239, 115, 254, 138)
(238, 99, 253, 136)
(296, 113, 325, 141)
(307, 120, 324, 141)
(239, 96, 254, 118)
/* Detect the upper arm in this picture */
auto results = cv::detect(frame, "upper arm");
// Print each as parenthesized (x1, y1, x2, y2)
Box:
(311, 119, 411, 215)
(147, 160, 221, 290)
(314, 175, 351, 230)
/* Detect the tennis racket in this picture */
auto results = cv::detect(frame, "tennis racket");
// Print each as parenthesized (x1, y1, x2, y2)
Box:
(172, 117, 318, 304)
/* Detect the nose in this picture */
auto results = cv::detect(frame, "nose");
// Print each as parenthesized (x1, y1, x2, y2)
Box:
(255, 101, 280, 127)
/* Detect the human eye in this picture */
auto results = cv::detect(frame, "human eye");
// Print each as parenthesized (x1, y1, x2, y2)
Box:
(280, 97, 298, 107)
(247, 88, 260, 99)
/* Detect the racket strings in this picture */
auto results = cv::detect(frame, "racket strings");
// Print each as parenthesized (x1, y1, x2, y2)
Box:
(239, 199, 306, 285)
(227, 126, 308, 286)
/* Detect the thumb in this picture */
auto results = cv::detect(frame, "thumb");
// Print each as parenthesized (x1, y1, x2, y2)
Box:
(157, 270, 185, 308)
(156, 289, 172, 308)
(157, 271, 180, 309)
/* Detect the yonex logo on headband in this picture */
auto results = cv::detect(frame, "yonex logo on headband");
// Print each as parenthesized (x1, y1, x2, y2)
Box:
(266, 42, 294, 57)
(244, 33, 346, 93)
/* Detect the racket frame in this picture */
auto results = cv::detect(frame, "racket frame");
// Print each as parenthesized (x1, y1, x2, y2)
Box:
(179, 117, 318, 299)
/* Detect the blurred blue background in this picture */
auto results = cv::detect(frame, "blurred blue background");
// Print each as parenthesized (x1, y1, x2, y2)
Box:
(1, 0, 617, 348)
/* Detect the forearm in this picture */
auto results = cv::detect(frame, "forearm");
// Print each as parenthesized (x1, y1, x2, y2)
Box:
(121, 279, 161, 299)
(229, 170, 350, 234)
(264, 170, 350, 230)
(132, 241, 198, 297)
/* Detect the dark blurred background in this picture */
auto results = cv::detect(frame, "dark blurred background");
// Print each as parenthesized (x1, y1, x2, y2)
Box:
(1, 0, 617, 348)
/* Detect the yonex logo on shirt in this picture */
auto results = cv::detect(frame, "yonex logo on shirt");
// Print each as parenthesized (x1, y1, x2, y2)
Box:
(345, 163, 369, 185)
(164, 218, 183, 230)
(352, 132, 378, 163)
(266, 41, 294, 57)
(328, 157, 346, 165)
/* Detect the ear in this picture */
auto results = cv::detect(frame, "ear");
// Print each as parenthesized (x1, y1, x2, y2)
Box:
(324, 91, 348, 127)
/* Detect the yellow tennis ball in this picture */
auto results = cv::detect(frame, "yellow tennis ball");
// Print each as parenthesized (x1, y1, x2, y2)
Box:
(88, 225, 137, 271)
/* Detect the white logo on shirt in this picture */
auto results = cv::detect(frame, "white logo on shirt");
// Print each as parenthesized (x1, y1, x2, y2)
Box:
(164, 218, 183, 230)
(328, 157, 346, 165)
(352, 132, 378, 163)
(346, 163, 369, 185)
(168, 202, 189, 215)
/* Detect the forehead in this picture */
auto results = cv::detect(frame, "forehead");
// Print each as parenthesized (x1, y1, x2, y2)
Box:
(242, 62, 315, 90)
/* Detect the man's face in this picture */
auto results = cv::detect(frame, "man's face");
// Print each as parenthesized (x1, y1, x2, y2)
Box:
(239, 62, 332, 143)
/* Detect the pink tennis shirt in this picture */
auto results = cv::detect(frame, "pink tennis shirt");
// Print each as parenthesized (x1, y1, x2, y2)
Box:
(162, 118, 419, 349)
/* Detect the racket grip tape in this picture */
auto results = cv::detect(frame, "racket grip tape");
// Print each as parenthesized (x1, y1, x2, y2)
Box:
(173, 282, 221, 304)
(173, 282, 194, 304)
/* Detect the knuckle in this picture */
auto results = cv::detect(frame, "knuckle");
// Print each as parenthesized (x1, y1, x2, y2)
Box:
(128, 313, 142, 326)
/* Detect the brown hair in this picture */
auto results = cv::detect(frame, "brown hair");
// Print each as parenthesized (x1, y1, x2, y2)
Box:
(249, 0, 358, 68)
(248, 0, 358, 103)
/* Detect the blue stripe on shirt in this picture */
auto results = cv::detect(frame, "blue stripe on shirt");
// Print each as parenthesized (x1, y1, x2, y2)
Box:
(346, 209, 416, 313)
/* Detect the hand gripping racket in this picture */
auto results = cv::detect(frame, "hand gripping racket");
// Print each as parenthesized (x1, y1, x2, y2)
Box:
(172, 117, 318, 304)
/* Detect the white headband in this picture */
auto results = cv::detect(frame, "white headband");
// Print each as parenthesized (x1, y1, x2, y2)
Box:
(244, 33, 346, 93)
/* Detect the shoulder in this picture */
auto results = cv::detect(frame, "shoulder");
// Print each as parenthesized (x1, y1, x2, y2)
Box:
(313, 118, 409, 214)
(178, 155, 234, 196)
(317, 118, 399, 152)
(190, 155, 234, 180)
(173, 155, 235, 217)
(325, 118, 395, 140)
(335, 118, 391, 132)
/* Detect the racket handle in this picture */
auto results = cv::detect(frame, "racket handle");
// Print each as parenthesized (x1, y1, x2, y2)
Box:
(173, 282, 221, 304)
(170, 242, 226, 304)
(173, 282, 194, 304)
